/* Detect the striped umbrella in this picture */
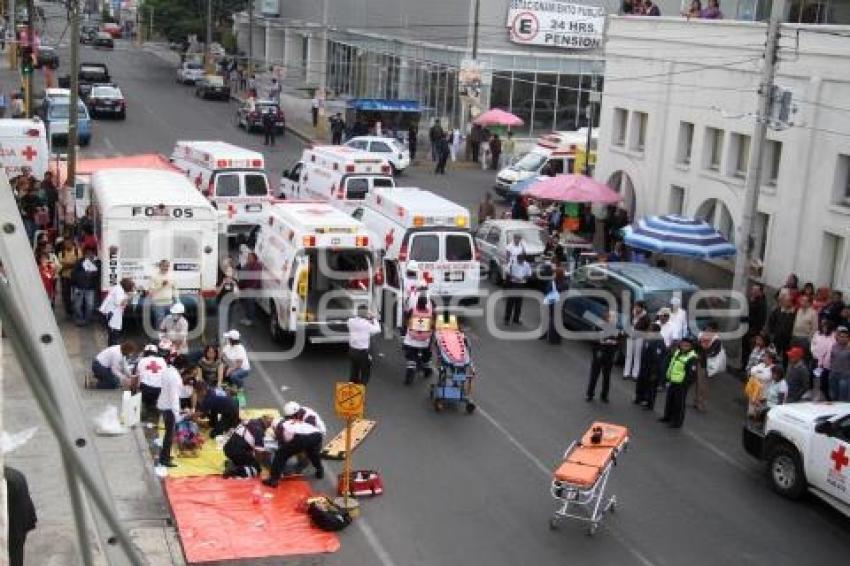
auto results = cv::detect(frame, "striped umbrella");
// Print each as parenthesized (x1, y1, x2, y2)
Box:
(621, 215, 737, 258)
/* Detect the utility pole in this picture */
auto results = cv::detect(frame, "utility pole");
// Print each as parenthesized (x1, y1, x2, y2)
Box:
(24, 0, 33, 117)
(247, 0, 253, 73)
(584, 73, 599, 176)
(205, 0, 213, 73)
(472, 0, 479, 60)
(67, 0, 80, 195)
(732, 0, 786, 305)
(149, 5, 153, 42)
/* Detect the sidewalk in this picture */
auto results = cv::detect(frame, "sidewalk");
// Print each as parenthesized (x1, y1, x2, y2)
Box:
(2, 321, 184, 565)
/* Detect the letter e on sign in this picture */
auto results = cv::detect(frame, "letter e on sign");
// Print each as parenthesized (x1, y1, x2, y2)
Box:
(511, 11, 539, 43)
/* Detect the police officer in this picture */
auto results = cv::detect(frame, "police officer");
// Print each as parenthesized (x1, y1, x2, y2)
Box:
(403, 294, 435, 385)
(194, 380, 240, 438)
(659, 335, 699, 428)
(262, 418, 324, 487)
(223, 414, 274, 478)
(585, 309, 621, 403)
(137, 343, 166, 421)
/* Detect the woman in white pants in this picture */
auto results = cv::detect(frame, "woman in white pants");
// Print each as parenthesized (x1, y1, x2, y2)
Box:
(624, 301, 650, 380)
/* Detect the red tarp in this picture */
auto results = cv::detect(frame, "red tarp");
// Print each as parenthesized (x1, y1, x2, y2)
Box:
(165, 476, 340, 563)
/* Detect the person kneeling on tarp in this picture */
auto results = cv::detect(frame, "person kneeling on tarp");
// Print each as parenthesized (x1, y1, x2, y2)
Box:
(223, 414, 274, 478)
(194, 380, 240, 438)
(283, 401, 327, 473)
(90, 341, 138, 389)
(262, 418, 324, 487)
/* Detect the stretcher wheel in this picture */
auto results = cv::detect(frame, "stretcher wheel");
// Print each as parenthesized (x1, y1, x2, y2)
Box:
(548, 517, 560, 530)
(608, 496, 617, 513)
(465, 402, 476, 414)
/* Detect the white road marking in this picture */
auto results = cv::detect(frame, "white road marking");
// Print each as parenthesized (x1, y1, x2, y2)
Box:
(252, 358, 397, 566)
(476, 406, 658, 566)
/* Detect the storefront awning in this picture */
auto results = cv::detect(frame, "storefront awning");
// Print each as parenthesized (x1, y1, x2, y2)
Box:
(348, 98, 422, 112)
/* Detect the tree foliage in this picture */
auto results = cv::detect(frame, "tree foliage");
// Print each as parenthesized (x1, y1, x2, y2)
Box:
(142, 0, 249, 43)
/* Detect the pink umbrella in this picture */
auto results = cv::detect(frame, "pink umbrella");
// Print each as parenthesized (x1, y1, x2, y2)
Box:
(524, 174, 623, 203)
(473, 108, 524, 127)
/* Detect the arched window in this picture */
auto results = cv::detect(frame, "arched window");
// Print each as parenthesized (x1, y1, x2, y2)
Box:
(695, 198, 734, 243)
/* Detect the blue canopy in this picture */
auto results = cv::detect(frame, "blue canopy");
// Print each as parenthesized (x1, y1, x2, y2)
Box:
(621, 215, 737, 259)
(348, 99, 422, 112)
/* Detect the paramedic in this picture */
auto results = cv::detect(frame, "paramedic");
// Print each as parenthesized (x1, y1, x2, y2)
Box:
(660, 335, 699, 428)
(504, 233, 531, 325)
(263, 419, 325, 486)
(223, 415, 274, 478)
(403, 295, 435, 385)
(284, 401, 327, 435)
(194, 380, 240, 438)
(137, 343, 166, 421)
(159, 302, 189, 354)
(99, 278, 135, 346)
(90, 341, 138, 389)
(157, 355, 190, 468)
(347, 305, 380, 385)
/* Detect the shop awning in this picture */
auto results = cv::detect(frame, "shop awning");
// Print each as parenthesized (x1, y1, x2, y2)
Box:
(348, 98, 422, 112)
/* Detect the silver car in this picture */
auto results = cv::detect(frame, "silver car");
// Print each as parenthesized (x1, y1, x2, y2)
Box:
(475, 219, 548, 285)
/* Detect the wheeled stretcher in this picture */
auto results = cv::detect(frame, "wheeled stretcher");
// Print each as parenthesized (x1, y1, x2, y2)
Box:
(549, 422, 629, 536)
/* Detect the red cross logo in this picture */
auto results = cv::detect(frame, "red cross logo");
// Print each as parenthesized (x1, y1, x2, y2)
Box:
(21, 146, 37, 161)
(144, 360, 163, 373)
(831, 445, 849, 472)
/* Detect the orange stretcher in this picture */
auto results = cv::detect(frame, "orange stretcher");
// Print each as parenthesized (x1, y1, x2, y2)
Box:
(549, 422, 629, 536)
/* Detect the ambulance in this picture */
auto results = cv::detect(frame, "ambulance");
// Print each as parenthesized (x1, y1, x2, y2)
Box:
(253, 202, 378, 344)
(0, 118, 49, 180)
(493, 128, 597, 200)
(90, 168, 223, 311)
(352, 187, 480, 327)
(169, 141, 271, 238)
(279, 145, 395, 211)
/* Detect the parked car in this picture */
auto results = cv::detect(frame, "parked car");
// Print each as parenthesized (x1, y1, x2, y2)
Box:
(80, 29, 97, 44)
(86, 84, 125, 119)
(101, 22, 122, 39)
(34, 46, 59, 69)
(562, 262, 698, 332)
(44, 97, 92, 147)
(195, 75, 230, 101)
(176, 61, 204, 84)
(76, 62, 111, 100)
(344, 135, 411, 175)
(93, 32, 114, 49)
(235, 99, 285, 132)
(475, 219, 548, 285)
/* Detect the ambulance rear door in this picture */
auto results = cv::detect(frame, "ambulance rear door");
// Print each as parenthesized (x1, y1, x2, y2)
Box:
(212, 170, 270, 228)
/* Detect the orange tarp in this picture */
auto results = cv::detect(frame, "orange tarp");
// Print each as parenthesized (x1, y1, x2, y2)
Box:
(50, 153, 177, 185)
(165, 476, 340, 563)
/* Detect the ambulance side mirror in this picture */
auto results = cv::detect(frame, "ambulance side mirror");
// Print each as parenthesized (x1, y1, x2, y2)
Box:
(815, 420, 833, 436)
(282, 169, 290, 178)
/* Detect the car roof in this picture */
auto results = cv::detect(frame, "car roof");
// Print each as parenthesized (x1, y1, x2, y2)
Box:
(583, 262, 698, 292)
(92, 168, 212, 210)
(45, 88, 71, 97)
(348, 136, 400, 143)
(96, 32, 111, 38)
(480, 219, 543, 231)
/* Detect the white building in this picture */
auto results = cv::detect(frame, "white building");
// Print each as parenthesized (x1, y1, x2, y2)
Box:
(596, 15, 850, 292)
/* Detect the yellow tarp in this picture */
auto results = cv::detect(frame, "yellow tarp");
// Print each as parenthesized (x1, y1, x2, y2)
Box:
(162, 408, 280, 478)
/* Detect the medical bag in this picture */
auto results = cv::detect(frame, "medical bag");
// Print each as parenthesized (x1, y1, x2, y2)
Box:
(336, 470, 384, 497)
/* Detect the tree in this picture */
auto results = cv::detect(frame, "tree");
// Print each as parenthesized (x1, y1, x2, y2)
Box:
(142, 0, 249, 43)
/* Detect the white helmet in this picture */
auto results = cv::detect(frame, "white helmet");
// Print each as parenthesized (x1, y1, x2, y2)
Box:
(283, 401, 301, 417)
(406, 260, 419, 277)
(170, 302, 185, 315)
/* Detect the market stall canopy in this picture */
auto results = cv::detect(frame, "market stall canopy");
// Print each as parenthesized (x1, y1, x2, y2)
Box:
(523, 174, 623, 203)
(473, 108, 524, 127)
(347, 98, 422, 112)
(621, 215, 737, 258)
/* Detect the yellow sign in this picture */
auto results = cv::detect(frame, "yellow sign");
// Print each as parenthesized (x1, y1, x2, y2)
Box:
(335, 382, 366, 419)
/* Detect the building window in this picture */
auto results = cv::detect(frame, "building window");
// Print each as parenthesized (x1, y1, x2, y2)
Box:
(669, 185, 685, 215)
(511, 72, 535, 135)
(534, 73, 557, 134)
(676, 121, 694, 165)
(820, 232, 847, 289)
(696, 198, 734, 243)
(729, 133, 751, 178)
(835, 154, 850, 206)
(556, 74, 580, 131)
(705, 127, 724, 171)
(763, 140, 782, 185)
(612, 108, 627, 147)
(629, 111, 647, 152)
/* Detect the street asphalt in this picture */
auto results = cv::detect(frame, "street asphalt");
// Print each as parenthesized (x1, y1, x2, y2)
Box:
(23, 13, 850, 565)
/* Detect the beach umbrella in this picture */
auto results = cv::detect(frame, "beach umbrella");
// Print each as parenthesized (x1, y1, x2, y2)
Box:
(524, 174, 623, 204)
(621, 215, 737, 258)
(473, 108, 524, 127)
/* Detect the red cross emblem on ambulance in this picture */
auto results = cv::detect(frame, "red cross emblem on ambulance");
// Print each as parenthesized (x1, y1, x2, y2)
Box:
(832, 445, 849, 472)
(21, 145, 37, 161)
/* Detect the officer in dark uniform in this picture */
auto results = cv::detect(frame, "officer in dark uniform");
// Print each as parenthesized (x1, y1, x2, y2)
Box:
(585, 309, 622, 403)
(194, 381, 240, 438)
(223, 415, 274, 478)
(659, 335, 699, 428)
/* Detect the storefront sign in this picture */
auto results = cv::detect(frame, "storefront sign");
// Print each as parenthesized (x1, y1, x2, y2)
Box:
(507, 0, 605, 49)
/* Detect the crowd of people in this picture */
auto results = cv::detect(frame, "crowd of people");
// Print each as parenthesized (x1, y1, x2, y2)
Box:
(621, 0, 724, 18)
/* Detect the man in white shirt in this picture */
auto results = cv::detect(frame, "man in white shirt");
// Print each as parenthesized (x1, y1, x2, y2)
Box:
(137, 343, 166, 420)
(347, 305, 380, 385)
(159, 302, 189, 354)
(658, 308, 681, 349)
(263, 418, 324, 486)
(157, 356, 189, 467)
(90, 342, 137, 389)
(669, 296, 689, 340)
(221, 329, 251, 388)
(99, 278, 134, 346)
(148, 259, 176, 330)
(503, 234, 532, 325)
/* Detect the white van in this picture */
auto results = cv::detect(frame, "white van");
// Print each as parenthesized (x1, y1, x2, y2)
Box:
(254, 202, 378, 344)
(279, 145, 394, 211)
(170, 141, 271, 238)
(493, 129, 596, 200)
(352, 187, 480, 327)
(0, 118, 49, 180)
(90, 168, 222, 310)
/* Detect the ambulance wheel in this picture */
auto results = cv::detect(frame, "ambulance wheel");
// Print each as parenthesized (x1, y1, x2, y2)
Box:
(465, 401, 476, 414)
(767, 442, 806, 500)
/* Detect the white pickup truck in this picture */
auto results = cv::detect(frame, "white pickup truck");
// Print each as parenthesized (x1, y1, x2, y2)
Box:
(743, 402, 850, 516)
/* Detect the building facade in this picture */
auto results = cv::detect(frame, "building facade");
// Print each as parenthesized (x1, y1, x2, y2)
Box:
(595, 15, 850, 292)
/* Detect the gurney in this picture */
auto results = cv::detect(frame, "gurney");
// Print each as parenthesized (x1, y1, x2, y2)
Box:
(549, 422, 629, 536)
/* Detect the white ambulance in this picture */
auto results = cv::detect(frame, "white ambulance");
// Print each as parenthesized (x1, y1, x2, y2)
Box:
(254, 202, 379, 344)
(90, 168, 223, 310)
(352, 187, 480, 327)
(279, 145, 395, 211)
(169, 141, 271, 238)
(0, 118, 49, 181)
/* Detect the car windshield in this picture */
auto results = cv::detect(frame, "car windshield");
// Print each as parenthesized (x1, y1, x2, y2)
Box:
(513, 152, 547, 172)
(506, 228, 546, 247)
(92, 87, 120, 97)
(257, 103, 279, 113)
(80, 66, 107, 79)
(205, 76, 224, 86)
(50, 103, 87, 119)
(643, 291, 692, 314)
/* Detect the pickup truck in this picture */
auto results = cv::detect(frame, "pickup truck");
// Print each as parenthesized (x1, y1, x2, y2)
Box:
(58, 62, 111, 99)
(743, 402, 850, 516)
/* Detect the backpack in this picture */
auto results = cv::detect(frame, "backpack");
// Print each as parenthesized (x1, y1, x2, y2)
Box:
(307, 496, 351, 532)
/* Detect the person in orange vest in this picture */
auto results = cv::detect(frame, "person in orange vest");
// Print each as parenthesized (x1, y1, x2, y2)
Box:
(403, 294, 435, 385)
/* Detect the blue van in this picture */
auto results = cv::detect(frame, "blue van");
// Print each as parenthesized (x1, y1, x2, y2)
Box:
(45, 96, 91, 147)
(563, 262, 699, 332)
